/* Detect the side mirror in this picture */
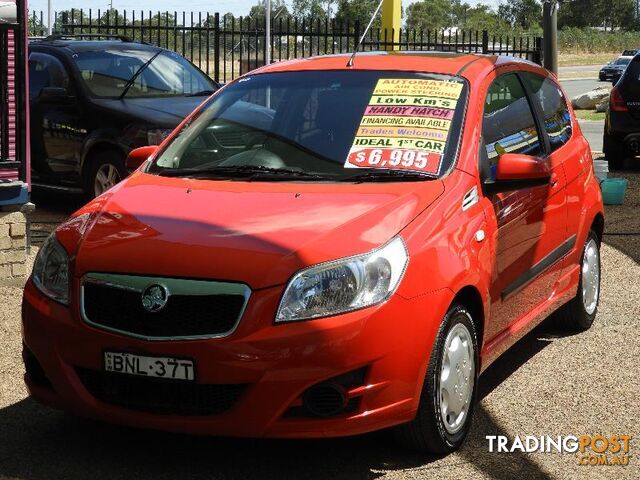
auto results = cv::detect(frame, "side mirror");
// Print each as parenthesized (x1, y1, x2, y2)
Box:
(126, 145, 159, 171)
(495, 153, 551, 181)
(485, 153, 551, 193)
(39, 86, 71, 103)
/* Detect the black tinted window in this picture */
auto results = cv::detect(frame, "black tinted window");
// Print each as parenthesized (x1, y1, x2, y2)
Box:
(623, 58, 640, 83)
(29, 53, 69, 98)
(74, 49, 212, 98)
(482, 73, 542, 178)
(523, 73, 572, 152)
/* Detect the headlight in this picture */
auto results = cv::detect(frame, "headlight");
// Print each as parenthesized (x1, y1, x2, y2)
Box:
(32, 233, 70, 305)
(147, 128, 173, 146)
(276, 237, 408, 322)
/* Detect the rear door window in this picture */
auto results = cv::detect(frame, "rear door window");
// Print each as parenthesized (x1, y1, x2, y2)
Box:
(522, 73, 572, 152)
(482, 73, 543, 178)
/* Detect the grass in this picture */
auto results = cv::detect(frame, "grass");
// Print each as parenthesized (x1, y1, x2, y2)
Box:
(558, 71, 600, 79)
(558, 52, 618, 67)
(574, 110, 606, 121)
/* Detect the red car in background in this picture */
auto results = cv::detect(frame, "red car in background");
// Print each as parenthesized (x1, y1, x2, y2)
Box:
(22, 52, 604, 453)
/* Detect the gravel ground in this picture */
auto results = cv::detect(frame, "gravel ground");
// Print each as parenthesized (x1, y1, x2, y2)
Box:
(0, 172, 638, 480)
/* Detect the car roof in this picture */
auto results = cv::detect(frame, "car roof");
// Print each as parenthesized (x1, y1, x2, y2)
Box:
(29, 37, 162, 54)
(251, 51, 545, 80)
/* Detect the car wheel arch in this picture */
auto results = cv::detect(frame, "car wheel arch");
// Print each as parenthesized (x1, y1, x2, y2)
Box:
(81, 142, 126, 180)
(590, 212, 605, 243)
(451, 285, 485, 353)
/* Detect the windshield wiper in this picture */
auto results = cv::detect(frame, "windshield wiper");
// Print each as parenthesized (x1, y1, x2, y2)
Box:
(343, 169, 437, 182)
(157, 164, 332, 181)
(119, 49, 163, 100)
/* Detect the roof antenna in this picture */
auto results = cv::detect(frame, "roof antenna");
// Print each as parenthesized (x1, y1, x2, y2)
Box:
(346, 0, 385, 67)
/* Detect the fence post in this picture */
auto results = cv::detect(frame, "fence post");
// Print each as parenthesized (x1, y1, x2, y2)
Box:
(61, 11, 68, 34)
(353, 20, 361, 52)
(214, 12, 220, 84)
(481, 30, 488, 54)
(535, 36, 543, 66)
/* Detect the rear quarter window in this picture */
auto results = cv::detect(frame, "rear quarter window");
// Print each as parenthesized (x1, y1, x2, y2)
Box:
(624, 58, 640, 82)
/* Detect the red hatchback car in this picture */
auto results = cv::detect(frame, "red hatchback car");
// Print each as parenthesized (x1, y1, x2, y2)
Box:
(22, 52, 604, 453)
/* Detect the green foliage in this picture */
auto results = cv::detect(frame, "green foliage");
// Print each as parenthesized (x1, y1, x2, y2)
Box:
(558, 0, 636, 31)
(405, 0, 452, 31)
(497, 0, 542, 31)
(334, 0, 381, 27)
(405, 0, 513, 33)
(558, 27, 640, 53)
(28, 14, 47, 36)
(248, 0, 290, 26)
(292, 0, 329, 19)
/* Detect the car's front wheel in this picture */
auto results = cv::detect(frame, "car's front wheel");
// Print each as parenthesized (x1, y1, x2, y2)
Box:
(394, 304, 478, 453)
(85, 149, 126, 198)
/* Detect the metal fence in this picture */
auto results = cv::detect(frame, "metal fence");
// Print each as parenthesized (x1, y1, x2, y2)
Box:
(29, 10, 543, 83)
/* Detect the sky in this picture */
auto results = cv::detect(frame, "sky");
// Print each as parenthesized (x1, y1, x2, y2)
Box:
(28, 0, 502, 18)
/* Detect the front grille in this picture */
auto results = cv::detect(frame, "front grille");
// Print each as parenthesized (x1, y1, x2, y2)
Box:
(76, 368, 246, 416)
(80, 274, 250, 340)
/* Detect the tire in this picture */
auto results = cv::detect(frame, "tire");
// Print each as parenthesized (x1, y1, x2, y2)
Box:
(84, 149, 126, 198)
(555, 231, 601, 332)
(603, 134, 625, 170)
(394, 304, 479, 454)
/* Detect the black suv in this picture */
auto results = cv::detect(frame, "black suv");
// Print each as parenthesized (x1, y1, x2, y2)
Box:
(604, 52, 640, 169)
(29, 35, 218, 197)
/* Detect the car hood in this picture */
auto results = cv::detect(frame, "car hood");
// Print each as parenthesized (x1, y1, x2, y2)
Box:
(62, 172, 445, 289)
(93, 96, 210, 126)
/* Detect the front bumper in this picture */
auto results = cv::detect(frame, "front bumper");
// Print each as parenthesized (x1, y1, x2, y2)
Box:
(22, 278, 453, 438)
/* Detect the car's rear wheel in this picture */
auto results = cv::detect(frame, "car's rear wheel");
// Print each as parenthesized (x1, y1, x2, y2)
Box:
(394, 304, 478, 453)
(85, 149, 126, 198)
(556, 231, 601, 332)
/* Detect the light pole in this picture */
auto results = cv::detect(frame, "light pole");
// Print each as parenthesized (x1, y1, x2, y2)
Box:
(543, 0, 558, 75)
(47, 0, 52, 35)
(265, 0, 271, 66)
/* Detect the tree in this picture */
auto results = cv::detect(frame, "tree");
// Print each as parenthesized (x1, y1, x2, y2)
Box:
(28, 14, 47, 36)
(464, 4, 511, 31)
(450, 0, 472, 25)
(558, 0, 635, 30)
(405, 0, 453, 31)
(99, 8, 126, 27)
(497, 0, 541, 31)
(247, 0, 290, 27)
(56, 9, 88, 26)
(334, 0, 381, 28)
(292, 0, 328, 19)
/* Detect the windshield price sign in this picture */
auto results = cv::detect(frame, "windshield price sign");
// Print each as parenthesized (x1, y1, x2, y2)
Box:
(346, 78, 463, 175)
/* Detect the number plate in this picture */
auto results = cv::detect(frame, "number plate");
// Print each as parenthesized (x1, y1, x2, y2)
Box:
(104, 352, 195, 381)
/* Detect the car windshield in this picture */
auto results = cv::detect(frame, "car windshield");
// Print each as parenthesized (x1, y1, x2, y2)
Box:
(148, 70, 468, 181)
(73, 48, 213, 98)
(614, 58, 631, 66)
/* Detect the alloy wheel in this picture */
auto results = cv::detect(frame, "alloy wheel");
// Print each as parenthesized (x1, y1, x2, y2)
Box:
(94, 163, 121, 197)
(582, 238, 600, 315)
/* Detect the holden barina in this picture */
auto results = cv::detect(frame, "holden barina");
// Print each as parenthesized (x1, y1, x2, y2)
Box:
(23, 52, 604, 453)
